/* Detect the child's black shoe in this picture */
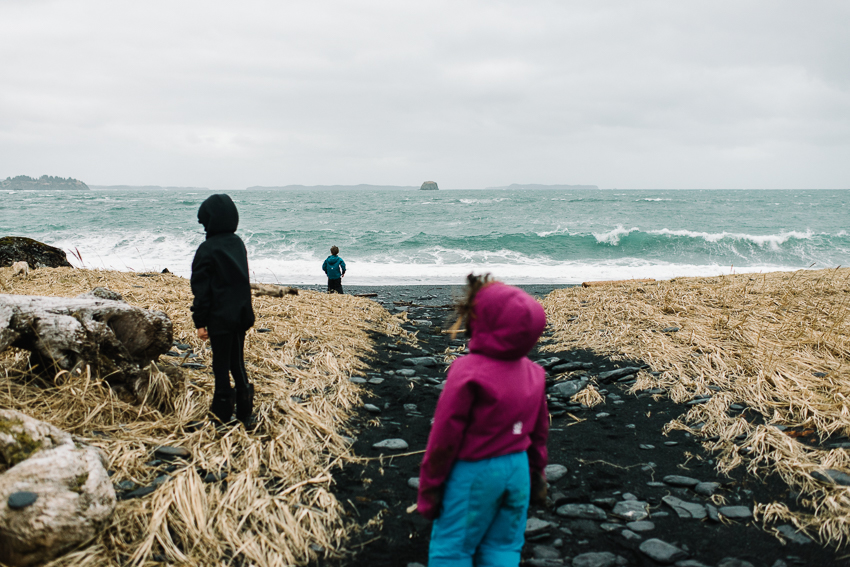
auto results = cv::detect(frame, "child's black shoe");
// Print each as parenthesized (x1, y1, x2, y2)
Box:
(209, 390, 236, 424)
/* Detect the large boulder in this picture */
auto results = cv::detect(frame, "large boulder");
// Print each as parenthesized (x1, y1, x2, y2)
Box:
(0, 237, 71, 269)
(419, 181, 439, 191)
(0, 410, 116, 567)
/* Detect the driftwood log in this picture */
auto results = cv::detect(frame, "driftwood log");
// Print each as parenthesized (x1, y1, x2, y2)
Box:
(0, 291, 172, 396)
(250, 282, 298, 297)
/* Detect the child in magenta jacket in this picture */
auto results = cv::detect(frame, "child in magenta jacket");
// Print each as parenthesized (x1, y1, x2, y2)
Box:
(417, 275, 549, 566)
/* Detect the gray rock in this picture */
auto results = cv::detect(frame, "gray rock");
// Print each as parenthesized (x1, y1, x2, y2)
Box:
(646, 481, 666, 488)
(811, 469, 850, 486)
(552, 380, 587, 398)
(349, 377, 367, 384)
(717, 559, 755, 567)
(372, 439, 408, 450)
(718, 506, 752, 520)
(403, 357, 438, 367)
(611, 500, 649, 521)
(556, 503, 608, 521)
(769, 561, 788, 567)
(412, 320, 433, 327)
(154, 446, 191, 460)
(407, 563, 426, 567)
(396, 368, 416, 377)
(403, 404, 418, 412)
(538, 357, 562, 369)
(545, 464, 569, 483)
(368, 378, 385, 385)
(591, 497, 616, 508)
(599, 522, 622, 532)
(663, 475, 700, 487)
(662, 495, 706, 519)
(7, 491, 38, 510)
(572, 551, 623, 567)
(621, 529, 642, 541)
(639, 444, 655, 450)
(551, 361, 586, 373)
(674, 561, 711, 567)
(533, 545, 561, 560)
(598, 367, 642, 381)
(527, 560, 565, 567)
(626, 520, 655, 532)
(775, 524, 812, 544)
(639, 539, 688, 564)
(407, 477, 420, 490)
(525, 517, 554, 535)
(706, 504, 719, 522)
(662, 326, 680, 333)
(596, 412, 611, 419)
(694, 482, 720, 496)
(625, 424, 636, 429)
(0, 410, 116, 567)
(622, 492, 637, 501)
(364, 404, 381, 413)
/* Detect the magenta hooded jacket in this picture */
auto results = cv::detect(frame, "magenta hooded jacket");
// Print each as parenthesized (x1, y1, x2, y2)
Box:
(417, 282, 549, 520)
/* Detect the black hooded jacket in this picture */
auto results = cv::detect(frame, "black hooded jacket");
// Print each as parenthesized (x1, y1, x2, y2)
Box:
(191, 194, 255, 334)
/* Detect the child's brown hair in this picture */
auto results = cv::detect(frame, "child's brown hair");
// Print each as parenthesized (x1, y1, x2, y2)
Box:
(448, 273, 494, 338)
(330, 245, 339, 255)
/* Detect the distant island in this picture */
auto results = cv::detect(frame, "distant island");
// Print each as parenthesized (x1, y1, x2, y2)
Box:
(89, 185, 211, 191)
(485, 183, 599, 190)
(245, 184, 419, 191)
(420, 181, 439, 191)
(2, 175, 89, 191)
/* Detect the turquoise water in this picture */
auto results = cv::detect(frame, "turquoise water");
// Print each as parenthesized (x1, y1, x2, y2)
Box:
(1, 188, 848, 284)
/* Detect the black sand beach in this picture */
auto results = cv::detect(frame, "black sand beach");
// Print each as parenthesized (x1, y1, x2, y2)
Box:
(315, 285, 847, 567)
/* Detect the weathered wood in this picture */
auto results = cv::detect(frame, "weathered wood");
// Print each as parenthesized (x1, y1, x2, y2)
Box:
(0, 293, 172, 393)
(250, 283, 298, 297)
(582, 278, 655, 288)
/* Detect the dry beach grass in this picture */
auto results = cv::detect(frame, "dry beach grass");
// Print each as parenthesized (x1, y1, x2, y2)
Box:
(541, 268, 850, 547)
(0, 267, 409, 566)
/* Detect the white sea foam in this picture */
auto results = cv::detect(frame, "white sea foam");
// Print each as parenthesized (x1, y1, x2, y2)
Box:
(593, 226, 638, 245)
(637, 198, 671, 201)
(650, 228, 814, 250)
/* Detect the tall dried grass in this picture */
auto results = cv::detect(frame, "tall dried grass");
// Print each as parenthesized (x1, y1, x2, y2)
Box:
(541, 268, 850, 547)
(0, 267, 408, 566)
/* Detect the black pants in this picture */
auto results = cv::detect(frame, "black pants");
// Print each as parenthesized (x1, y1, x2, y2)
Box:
(209, 331, 250, 395)
(328, 278, 343, 294)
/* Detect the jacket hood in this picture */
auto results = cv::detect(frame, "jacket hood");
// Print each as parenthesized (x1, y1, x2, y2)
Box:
(198, 194, 239, 236)
(467, 282, 547, 360)
(326, 256, 341, 265)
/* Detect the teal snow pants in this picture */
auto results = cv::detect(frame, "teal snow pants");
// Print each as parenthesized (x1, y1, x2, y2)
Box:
(428, 451, 530, 567)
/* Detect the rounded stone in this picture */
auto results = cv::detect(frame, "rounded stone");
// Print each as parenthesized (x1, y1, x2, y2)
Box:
(372, 438, 409, 450)
(7, 491, 38, 510)
(545, 464, 568, 483)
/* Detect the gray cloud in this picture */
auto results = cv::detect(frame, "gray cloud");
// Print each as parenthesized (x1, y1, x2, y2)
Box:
(0, 0, 848, 189)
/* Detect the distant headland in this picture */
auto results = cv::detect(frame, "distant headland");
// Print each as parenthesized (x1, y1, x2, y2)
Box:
(245, 184, 419, 191)
(2, 175, 89, 191)
(89, 185, 211, 191)
(485, 183, 599, 190)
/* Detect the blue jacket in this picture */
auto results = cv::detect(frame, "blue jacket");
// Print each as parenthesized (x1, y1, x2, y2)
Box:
(322, 255, 346, 279)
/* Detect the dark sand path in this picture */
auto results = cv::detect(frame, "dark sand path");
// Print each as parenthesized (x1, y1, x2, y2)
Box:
(309, 285, 843, 567)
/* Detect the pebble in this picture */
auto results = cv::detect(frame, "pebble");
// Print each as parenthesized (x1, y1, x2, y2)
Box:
(402, 356, 438, 367)
(368, 378, 385, 385)
(154, 446, 191, 460)
(551, 380, 587, 398)
(663, 475, 701, 488)
(812, 469, 850, 486)
(706, 503, 719, 522)
(646, 481, 666, 488)
(7, 491, 38, 510)
(675, 561, 711, 567)
(592, 497, 616, 508)
(412, 320, 433, 327)
(662, 495, 706, 519)
(718, 505, 752, 520)
(551, 361, 587, 373)
(639, 444, 655, 450)
(525, 517, 554, 535)
(621, 493, 637, 500)
(403, 404, 418, 412)
(639, 538, 688, 564)
(532, 545, 561, 560)
(545, 464, 569, 483)
(407, 477, 420, 490)
(775, 524, 812, 545)
(555, 503, 607, 520)
(611, 500, 649, 521)
(116, 480, 136, 491)
(621, 529, 642, 541)
(717, 559, 755, 567)
(372, 439, 409, 450)
(625, 424, 636, 429)
(694, 482, 720, 496)
(661, 326, 680, 333)
(572, 551, 625, 567)
(597, 367, 642, 381)
(396, 369, 416, 377)
(600, 522, 621, 532)
(596, 412, 610, 419)
(364, 404, 381, 413)
(626, 520, 655, 532)
(664, 441, 678, 446)
(349, 377, 367, 384)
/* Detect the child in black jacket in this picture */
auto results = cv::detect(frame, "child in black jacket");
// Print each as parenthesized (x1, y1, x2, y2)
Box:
(191, 194, 256, 426)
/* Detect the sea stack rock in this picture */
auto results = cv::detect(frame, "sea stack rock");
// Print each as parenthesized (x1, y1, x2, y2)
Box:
(420, 181, 439, 191)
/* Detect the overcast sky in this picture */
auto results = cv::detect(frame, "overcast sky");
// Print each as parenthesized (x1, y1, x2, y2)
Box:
(1, 1, 848, 189)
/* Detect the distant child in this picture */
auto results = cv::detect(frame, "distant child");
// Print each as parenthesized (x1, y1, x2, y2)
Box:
(417, 274, 549, 567)
(322, 245, 346, 294)
(191, 194, 256, 427)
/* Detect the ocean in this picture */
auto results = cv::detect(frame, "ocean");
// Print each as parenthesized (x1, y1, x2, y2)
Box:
(2, 188, 847, 285)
